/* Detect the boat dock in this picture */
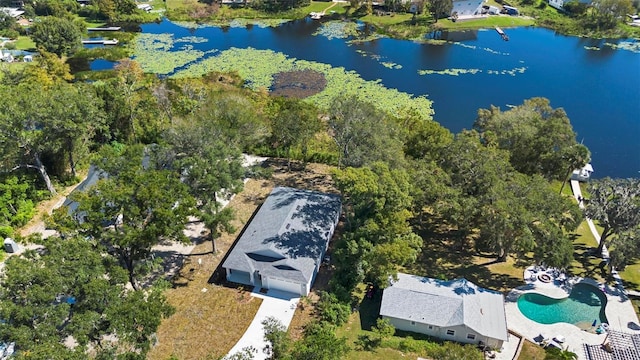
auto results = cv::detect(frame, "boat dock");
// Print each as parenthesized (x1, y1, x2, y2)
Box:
(495, 26, 509, 41)
(82, 38, 119, 45)
(87, 26, 121, 31)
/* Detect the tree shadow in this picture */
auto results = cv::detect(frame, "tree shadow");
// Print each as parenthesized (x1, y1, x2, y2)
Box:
(358, 295, 382, 331)
(409, 223, 524, 293)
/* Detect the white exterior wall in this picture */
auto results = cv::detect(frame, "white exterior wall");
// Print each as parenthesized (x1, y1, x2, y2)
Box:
(382, 316, 504, 349)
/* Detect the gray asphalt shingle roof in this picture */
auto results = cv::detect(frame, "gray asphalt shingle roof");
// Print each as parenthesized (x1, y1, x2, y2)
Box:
(380, 273, 508, 341)
(222, 187, 341, 284)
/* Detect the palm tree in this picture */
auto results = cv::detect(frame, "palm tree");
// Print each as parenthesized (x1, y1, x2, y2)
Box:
(559, 143, 590, 195)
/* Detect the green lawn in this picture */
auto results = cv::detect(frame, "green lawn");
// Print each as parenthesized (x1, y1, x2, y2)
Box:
(619, 264, 640, 292)
(302, 1, 349, 15)
(568, 220, 610, 283)
(14, 36, 36, 51)
(518, 340, 546, 360)
(437, 16, 535, 30)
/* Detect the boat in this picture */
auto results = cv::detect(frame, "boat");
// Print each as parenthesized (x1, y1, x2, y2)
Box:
(309, 11, 324, 20)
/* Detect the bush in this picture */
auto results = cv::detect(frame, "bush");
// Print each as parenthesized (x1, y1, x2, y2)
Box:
(0, 29, 19, 40)
(0, 226, 14, 239)
(2, 42, 16, 50)
(316, 291, 351, 326)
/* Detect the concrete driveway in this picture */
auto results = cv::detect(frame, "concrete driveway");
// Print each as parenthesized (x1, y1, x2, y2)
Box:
(226, 289, 300, 360)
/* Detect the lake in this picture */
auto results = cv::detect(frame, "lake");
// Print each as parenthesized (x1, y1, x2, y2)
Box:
(102, 18, 640, 178)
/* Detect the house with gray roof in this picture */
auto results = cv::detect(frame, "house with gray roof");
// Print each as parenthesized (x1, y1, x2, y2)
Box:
(380, 273, 508, 350)
(222, 187, 341, 296)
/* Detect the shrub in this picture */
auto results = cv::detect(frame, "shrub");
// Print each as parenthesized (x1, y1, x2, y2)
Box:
(316, 291, 351, 326)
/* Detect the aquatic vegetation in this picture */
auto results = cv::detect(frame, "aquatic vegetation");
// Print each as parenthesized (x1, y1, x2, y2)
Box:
(173, 19, 288, 29)
(418, 68, 482, 76)
(381, 62, 402, 69)
(175, 36, 209, 44)
(313, 20, 384, 43)
(271, 70, 327, 98)
(418, 66, 526, 76)
(603, 41, 640, 53)
(346, 32, 385, 43)
(173, 21, 216, 30)
(170, 47, 432, 120)
(313, 21, 360, 40)
(486, 66, 527, 76)
(133, 33, 207, 74)
(418, 39, 448, 45)
(453, 42, 509, 55)
(356, 50, 402, 70)
(228, 18, 290, 28)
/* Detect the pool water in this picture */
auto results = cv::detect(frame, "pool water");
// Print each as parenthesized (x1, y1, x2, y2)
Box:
(517, 283, 608, 326)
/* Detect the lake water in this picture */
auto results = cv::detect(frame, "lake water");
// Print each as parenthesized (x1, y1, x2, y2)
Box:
(104, 18, 640, 178)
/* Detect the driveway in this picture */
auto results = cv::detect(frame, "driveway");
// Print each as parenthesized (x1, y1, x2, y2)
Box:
(226, 289, 300, 360)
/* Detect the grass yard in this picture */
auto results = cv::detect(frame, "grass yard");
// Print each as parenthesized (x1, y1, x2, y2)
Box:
(13, 36, 36, 51)
(436, 15, 535, 30)
(569, 220, 610, 284)
(148, 159, 337, 360)
(334, 285, 435, 360)
(302, 1, 349, 15)
(517, 340, 546, 360)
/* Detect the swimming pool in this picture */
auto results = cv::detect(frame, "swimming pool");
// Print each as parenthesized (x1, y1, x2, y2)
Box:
(517, 283, 608, 327)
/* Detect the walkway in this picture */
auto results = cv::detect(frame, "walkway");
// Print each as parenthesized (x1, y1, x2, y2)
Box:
(226, 289, 300, 360)
(570, 180, 624, 293)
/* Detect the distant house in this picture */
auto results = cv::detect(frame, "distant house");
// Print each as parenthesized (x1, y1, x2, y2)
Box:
(451, 0, 485, 16)
(222, 187, 341, 296)
(380, 273, 509, 350)
(136, 3, 152, 12)
(548, 0, 591, 11)
(0, 7, 24, 18)
(571, 163, 594, 182)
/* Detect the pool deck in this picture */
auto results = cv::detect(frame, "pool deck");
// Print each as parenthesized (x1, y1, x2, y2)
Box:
(499, 271, 640, 360)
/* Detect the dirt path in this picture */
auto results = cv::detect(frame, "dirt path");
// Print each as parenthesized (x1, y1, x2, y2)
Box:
(321, 1, 338, 13)
(17, 173, 90, 238)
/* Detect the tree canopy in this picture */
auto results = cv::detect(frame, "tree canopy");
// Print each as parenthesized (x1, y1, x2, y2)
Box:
(584, 177, 640, 269)
(0, 235, 174, 359)
(474, 97, 583, 181)
(30, 16, 84, 57)
(70, 145, 195, 289)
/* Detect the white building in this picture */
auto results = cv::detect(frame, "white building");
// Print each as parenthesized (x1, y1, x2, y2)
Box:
(451, 0, 485, 16)
(380, 273, 508, 350)
(548, 0, 591, 11)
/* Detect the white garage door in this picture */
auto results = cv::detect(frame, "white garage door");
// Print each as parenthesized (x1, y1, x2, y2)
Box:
(268, 277, 302, 295)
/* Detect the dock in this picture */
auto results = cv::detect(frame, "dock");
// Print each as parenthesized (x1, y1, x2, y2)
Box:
(82, 38, 119, 45)
(87, 27, 121, 31)
(495, 26, 509, 41)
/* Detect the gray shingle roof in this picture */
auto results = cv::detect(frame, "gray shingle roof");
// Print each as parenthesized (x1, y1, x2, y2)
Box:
(222, 187, 341, 284)
(380, 273, 508, 341)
